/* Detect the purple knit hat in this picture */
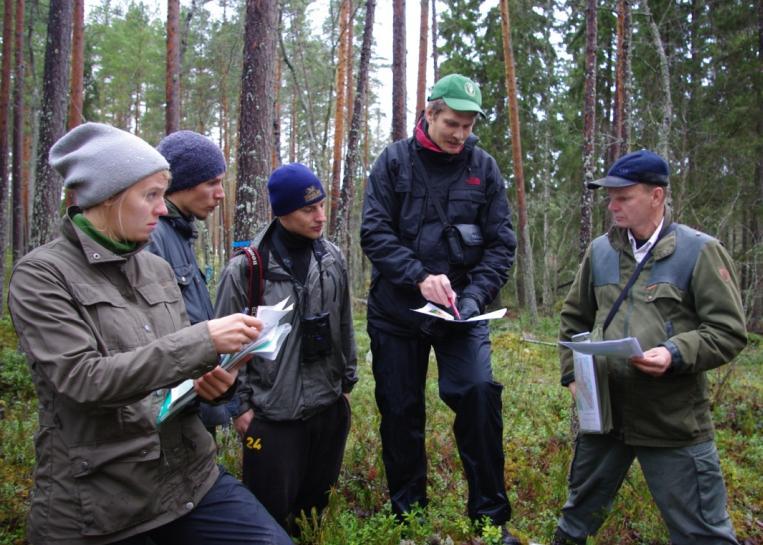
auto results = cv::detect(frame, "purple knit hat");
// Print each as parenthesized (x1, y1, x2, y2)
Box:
(157, 130, 226, 193)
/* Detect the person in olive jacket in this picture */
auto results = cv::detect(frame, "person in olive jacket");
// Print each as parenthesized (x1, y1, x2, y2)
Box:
(360, 74, 520, 544)
(8, 123, 292, 545)
(552, 150, 747, 545)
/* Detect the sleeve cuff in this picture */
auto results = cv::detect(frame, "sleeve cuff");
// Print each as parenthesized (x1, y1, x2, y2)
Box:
(561, 372, 576, 387)
(661, 340, 685, 374)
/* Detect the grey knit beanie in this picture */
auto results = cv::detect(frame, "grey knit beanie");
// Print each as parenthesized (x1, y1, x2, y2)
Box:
(157, 130, 226, 194)
(49, 122, 170, 208)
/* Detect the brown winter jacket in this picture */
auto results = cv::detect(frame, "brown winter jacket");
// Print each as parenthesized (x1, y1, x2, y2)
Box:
(8, 213, 221, 545)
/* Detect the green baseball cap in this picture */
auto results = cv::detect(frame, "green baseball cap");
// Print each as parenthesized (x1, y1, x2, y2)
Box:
(427, 74, 485, 117)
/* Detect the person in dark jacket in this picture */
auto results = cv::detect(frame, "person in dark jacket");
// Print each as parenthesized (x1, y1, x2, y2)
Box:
(360, 74, 519, 544)
(148, 130, 231, 432)
(9, 122, 292, 545)
(215, 163, 357, 535)
(552, 150, 747, 545)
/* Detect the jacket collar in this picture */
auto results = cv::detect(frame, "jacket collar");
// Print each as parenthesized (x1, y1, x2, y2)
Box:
(608, 206, 676, 260)
(161, 198, 197, 240)
(63, 207, 149, 265)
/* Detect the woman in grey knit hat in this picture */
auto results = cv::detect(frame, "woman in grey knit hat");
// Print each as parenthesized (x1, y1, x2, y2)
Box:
(8, 123, 293, 545)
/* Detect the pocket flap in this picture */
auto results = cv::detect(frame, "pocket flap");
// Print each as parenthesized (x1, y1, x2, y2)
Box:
(453, 224, 484, 246)
(70, 282, 126, 308)
(645, 282, 683, 303)
(136, 280, 181, 305)
(449, 188, 487, 204)
(171, 263, 194, 287)
(69, 434, 161, 477)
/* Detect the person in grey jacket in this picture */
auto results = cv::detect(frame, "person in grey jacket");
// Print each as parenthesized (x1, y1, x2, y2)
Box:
(8, 122, 292, 545)
(148, 130, 230, 432)
(215, 163, 357, 535)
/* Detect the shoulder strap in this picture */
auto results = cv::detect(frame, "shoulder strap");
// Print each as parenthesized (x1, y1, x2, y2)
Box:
(235, 246, 264, 315)
(601, 223, 675, 333)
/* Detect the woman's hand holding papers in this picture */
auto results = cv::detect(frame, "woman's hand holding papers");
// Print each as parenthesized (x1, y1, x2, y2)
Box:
(208, 313, 263, 354)
(194, 366, 238, 401)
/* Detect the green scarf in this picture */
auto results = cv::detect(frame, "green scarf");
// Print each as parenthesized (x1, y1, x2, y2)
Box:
(72, 213, 138, 254)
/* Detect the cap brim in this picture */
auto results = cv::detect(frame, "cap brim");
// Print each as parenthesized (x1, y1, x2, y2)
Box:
(586, 175, 638, 189)
(441, 97, 486, 118)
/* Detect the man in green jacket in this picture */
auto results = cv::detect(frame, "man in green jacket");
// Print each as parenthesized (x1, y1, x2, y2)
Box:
(553, 150, 747, 545)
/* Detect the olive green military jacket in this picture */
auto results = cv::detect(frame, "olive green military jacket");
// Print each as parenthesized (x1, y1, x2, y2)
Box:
(8, 214, 221, 545)
(560, 211, 747, 447)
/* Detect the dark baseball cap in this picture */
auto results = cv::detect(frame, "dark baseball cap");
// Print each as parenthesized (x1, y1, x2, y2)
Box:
(588, 149, 669, 189)
(427, 74, 485, 117)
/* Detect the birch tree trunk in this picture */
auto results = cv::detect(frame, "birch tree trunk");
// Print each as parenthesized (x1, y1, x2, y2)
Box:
(31, 0, 73, 248)
(0, 0, 14, 310)
(500, 0, 537, 319)
(643, 0, 672, 162)
(235, 0, 278, 243)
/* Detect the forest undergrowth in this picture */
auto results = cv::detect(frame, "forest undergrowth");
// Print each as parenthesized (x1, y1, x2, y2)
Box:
(1, 313, 761, 545)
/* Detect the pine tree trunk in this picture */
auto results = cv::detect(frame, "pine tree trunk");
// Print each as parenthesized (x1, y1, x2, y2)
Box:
(431, 0, 439, 82)
(68, 0, 83, 130)
(500, 0, 537, 320)
(608, 0, 630, 164)
(273, 51, 282, 168)
(330, 0, 350, 237)
(235, 0, 278, 243)
(580, 0, 597, 257)
(31, 0, 73, 248)
(166, 0, 181, 135)
(415, 0, 428, 118)
(391, 0, 407, 141)
(643, 0, 672, 162)
(12, 0, 25, 262)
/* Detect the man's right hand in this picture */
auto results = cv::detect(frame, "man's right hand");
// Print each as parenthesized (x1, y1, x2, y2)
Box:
(234, 409, 254, 437)
(207, 314, 263, 354)
(417, 274, 456, 307)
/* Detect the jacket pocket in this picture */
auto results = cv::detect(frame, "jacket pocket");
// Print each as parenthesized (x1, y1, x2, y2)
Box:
(691, 441, 730, 525)
(69, 434, 162, 536)
(70, 281, 141, 352)
(448, 188, 487, 224)
(395, 174, 426, 240)
(135, 280, 184, 336)
(170, 263, 194, 288)
(644, 282, 686, 343)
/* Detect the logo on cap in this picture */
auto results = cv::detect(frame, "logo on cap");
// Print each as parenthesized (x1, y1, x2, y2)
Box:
(464, 82, 476, 97)
(304, 185, 323, 202)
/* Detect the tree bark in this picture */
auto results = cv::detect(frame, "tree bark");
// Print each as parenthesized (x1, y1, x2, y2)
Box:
(391, 0, 407, 141)
(12, 0, 25, 261)
(329, 0, 350, 236)
(643, 0, 672, 162)
(0, 0, 14, 311)
(235, 0, 278, 243)
(431, 0, 439, 81)
(580, 0, 597, 257)
(68, 0, 84, 130)
(415, 0, 428, 118)
(337, 0, 375, 260)
(31, 0, 73, 248)
(500, 0, 537, 319)
(608, 0, 631, 164)
(166, 0, 181, 135)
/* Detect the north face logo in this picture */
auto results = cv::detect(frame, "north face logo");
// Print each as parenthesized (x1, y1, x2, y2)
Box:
(466, 176, 481, 186)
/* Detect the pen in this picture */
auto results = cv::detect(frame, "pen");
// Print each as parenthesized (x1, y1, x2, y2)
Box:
(449, 295, 462, 320)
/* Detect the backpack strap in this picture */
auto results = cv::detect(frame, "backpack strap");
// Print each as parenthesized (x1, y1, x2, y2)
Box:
(235, 246, 265, 315)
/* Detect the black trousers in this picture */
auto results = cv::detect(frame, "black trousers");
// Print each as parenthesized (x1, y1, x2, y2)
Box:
(369, 321, 510, 525)
(241, 396, 351, 534)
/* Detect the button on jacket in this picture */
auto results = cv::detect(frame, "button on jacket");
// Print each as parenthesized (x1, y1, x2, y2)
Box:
(559, 210, 747, 446)
(8, 213, 221, 545)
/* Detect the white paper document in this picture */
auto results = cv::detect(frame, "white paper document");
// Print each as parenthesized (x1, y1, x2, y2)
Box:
(157, 298, 294, 425)
(559, 337, 643, 358)
(569, 348, 602, 433)
(412, 303, 507, 322)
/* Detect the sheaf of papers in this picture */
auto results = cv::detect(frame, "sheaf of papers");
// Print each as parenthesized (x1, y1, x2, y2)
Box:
(559, 337, 643, 358)
(412, 302, 507, 322)
(157, 297, 293, 425)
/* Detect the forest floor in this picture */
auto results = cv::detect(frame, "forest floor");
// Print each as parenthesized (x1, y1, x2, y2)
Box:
(1, 313, 761, 545)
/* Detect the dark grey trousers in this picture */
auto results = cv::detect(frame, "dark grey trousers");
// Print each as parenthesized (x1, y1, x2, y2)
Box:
(557, 434, 738, 545)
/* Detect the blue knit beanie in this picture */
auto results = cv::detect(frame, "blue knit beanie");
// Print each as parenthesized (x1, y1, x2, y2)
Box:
(157, 130, 226, 194)
(267, 163, 326, 216)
